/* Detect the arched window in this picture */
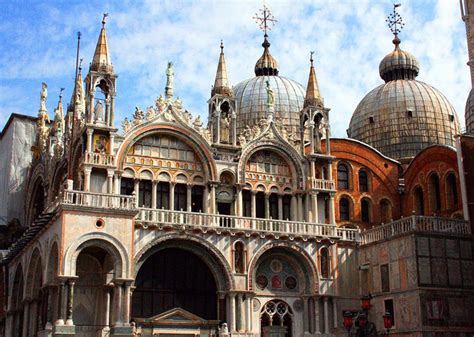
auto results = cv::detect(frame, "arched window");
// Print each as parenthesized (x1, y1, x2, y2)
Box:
(234, 242, 245, 273)
(139, 180, 152, 208)
(414, 186, 424, 215)
(320, 248, 330, 278)
(282, 195, 292, 220)
(380, 199, 392, 224)
(157, 182, 170, 209)
(339, 197, 350, 221)
(337, 163, 349, 189)
(446, 173, 458, 208)
(359, 169, 369, 192)
(361, 198, 371, 223)
(120, 178, 134, 195)
(428, 174, 441, 213)
(242, 190, 252, 217)
(174, 184, 187, 211)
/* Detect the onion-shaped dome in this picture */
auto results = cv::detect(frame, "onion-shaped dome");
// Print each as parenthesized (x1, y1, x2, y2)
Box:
(348, 38, 460, 161)
(379, 37, 419, 82)
(465, 88, 474, 133)
(234, 76, 305, 135)
(234, 34, 305, 134)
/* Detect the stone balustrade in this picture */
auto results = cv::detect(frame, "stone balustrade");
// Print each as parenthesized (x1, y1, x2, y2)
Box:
(360, 215, 471, 245)
(83, 151, 115, 166)
(311, 179, 335, 191)
(136, 208, 359, 241)
(61, 190, 135, 210)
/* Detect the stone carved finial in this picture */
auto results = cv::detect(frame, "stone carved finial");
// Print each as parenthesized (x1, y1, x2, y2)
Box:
(39, 82, 48, 113)
(122, 117, 131, 133)
(133, 106, 144, 125)
(193, 115, 203, 129)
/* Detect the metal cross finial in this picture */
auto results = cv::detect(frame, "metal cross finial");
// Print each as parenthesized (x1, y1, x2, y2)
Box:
(102, 12, 109, 26)
(79, 58, 83, 69)
(253, 3, 277, 36)
(386, 3, 404, 36)
(59, 88, 64, 99)
(310, 51, 315, 65)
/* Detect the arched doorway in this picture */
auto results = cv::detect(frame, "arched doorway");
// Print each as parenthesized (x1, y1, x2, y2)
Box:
(260, 300, 293, 337)
(132, 248, 218, 319)
(73, 246, 116, 335)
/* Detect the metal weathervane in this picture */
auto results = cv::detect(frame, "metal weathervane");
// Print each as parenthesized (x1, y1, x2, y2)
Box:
(253, 2, 278, 36)
(386, 3, 405, 36)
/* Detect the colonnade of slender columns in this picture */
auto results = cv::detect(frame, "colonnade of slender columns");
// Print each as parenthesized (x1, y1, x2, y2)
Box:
(226, 292, 253, 333)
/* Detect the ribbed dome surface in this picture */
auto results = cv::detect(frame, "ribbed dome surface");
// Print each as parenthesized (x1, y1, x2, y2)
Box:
(348, 80, 460, 161)
(234, 76, 305, 135)
(465, 88, 474, 133)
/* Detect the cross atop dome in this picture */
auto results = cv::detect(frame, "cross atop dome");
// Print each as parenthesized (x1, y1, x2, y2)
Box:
(253, 3, 279, 76)
(253, 3, 278, 37)
(386, 3, 405, 45)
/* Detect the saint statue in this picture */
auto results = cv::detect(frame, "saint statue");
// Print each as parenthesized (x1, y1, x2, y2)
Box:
(165, 62, 174, 98)
(220, 115, 230, 144)
(95, 100, 105, 123)
(40, 82, 48, 112)
(265, 80, 274, 107)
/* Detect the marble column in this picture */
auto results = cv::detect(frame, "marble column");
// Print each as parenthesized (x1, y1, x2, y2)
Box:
(169, 182, 175, 211)
(312, 192, 319, 223)
(323, 297, 329, 334)
(65, 279, 75, 326)
(84, 167, 92, 192)
(209, 183, 216, 214)
(332, 298, 338, 329)
(45, 286, 53, 329)
(251, 191, 257, 218)
(22, 300, 30, 337)
(89, 90, 95, 124)
(187, 184, 192, 212)
(245, 294, 252, 332)
(122, 282, 132, 325)
(203, 185, 209, 213)
(86, 129, 93, 153)
(303, 296, 310, 333)
(236, 186, 243, 217)
(297, 194, 304, 221)
(151, 181, 157, 209)
(314, 297, 321, 334)
(264, 193, 270, 219)
(278, 194, 283, 220)
(113, 282, 123, 326)
(107, 169, 114, 194)
(329, 194, 336, 224)
(55, 282, 66, 326)
(237, 293, 244, 332)
(114, 173, 121, 194)
(227, 293, 236, 333)
(291, 194, 297, 221)
(110, 95, 115, 128)
(104, 286, 111, 328)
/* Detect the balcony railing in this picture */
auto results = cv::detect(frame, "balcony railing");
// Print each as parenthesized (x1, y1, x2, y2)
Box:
(136, 208, 359, 241)
(311, 179, 335, 191)
(360, 215, 471, 245)
(60, 190, 135, 210)
(83, 151, 115, 166)
(53, 190, 359, 241)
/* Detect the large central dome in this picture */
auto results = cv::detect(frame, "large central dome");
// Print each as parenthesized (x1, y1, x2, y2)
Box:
(233, 35, 305, 135)
(347, 36, 460, 161)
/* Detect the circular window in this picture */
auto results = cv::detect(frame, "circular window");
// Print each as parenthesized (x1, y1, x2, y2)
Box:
(95, 219, 105, 228)
(285, 276, 297, 290)
(256, 275, 268, 290)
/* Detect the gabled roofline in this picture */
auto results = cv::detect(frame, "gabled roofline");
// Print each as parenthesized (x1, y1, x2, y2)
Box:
(0, 113, 37, 140)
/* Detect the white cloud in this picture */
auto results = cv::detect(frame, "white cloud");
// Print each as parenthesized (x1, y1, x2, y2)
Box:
(0, 0, 470, 137)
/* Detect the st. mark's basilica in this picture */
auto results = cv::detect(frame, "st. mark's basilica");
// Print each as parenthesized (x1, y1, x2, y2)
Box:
(1, 2, 474, 337)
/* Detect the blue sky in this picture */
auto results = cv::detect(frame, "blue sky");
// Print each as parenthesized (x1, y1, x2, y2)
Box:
(0, 0, 470, 136)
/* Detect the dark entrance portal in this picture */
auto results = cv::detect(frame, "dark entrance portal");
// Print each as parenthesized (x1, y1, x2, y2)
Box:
(132, 248, 218, 319)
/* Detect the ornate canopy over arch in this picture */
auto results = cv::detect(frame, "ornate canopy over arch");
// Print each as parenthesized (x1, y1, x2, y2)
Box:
(116, 125, 217, 181)
(238, 141, 305, 189)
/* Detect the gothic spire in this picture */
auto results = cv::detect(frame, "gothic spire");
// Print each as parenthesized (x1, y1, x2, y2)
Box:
(304, 52, 323, 108)
(212, 41, 232, 96)
(90, 13, 113, 73)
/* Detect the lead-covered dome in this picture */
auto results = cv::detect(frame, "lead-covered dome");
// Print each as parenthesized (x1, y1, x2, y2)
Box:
(234, 35, 305, 134)
(466, 88, 474, 133)
(348, 38, 460, 161)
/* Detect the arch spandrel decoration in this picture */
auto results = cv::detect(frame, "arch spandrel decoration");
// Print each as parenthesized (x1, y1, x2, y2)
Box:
(134, 233, 235, 291)
(238, 141, 305, 189)
(116, 125, 217, 181)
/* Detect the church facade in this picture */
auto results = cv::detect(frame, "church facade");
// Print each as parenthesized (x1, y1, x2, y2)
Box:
(1, 3, 474, 337)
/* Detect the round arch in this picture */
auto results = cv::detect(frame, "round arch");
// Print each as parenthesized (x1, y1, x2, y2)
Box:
(63, 232, 129, 279)
(45, 240, 60, 284)
(248, 242, 318, 292)
(115, 125, 217, 181)
(238, 141, 305, 189)
(134, 233, 235, 291)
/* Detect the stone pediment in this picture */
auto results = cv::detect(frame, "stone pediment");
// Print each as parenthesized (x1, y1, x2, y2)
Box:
(135, 307, 217, 326)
